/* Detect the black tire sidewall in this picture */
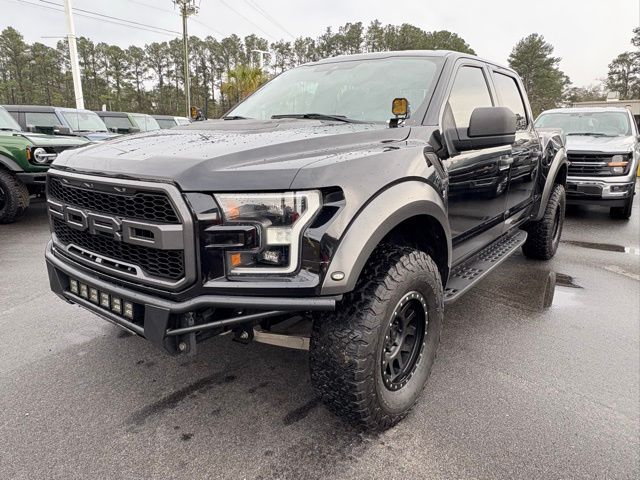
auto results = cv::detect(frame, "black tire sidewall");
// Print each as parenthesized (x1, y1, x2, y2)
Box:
(0, 171, 22, 222)
(374, 266, 443, 415)
(550, 185, 566, 253)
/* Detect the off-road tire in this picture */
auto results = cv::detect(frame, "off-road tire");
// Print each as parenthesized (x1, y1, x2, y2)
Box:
(0, 169, 30, 224)
(309, 244, 444, 431)
(522, 183, 565, 260)
(609, 183, 635, 220)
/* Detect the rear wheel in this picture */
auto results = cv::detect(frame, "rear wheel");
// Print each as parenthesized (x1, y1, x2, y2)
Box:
(609, 184, 635, 219)
(522, 183, 565, 260)
(0, 169, 30, 224)
(309, 244, 444, 430)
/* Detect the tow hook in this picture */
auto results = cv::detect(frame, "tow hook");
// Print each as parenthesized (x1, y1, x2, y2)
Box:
(233, 326, 254, 344)
(178, 312, 197, 355)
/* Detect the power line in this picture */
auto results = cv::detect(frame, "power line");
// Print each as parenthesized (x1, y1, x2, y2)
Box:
(39, 0, 181, 35)
(129, 0, 225, 38)
(217, 0, 277, 41)
(129, 0, 178, 15)
(192, 18, 225, 37)
(3, 0, 180, 36)
(244, 0, 295, 40)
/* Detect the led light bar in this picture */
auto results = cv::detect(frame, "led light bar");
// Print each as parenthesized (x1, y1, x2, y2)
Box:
(67, 277, 138, 322)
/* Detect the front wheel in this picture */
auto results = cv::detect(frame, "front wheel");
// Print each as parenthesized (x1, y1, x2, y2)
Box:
(0, 169, 30, 224)
(522, 183, 565, 260)
(309, 244, 444, 431)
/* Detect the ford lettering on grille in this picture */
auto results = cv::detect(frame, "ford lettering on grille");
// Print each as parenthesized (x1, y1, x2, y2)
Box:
(47, 200, 184, 251)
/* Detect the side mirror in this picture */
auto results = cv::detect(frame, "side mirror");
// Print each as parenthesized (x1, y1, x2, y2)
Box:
(454, 107, 516, 151)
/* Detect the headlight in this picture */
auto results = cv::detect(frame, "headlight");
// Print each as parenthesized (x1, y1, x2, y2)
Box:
(32, 147, 57, 164)
(213, 191, 322, 274)
(608, 154, 629, 175)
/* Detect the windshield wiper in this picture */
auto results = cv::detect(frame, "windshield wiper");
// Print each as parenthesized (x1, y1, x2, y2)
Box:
(566, 132, 615, 137)
(223, 115, 251, 120)
(271, 113, 361, 123)
(0, 127, 20, 131)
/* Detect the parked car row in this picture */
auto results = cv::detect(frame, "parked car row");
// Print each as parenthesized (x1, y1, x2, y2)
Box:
(1, 104, 191, 140)
(0, 104, 192, 223)
(0, 105, 88, 223)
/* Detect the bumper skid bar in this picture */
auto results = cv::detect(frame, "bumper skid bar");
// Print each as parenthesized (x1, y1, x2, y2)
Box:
(46, 241, 337, 352)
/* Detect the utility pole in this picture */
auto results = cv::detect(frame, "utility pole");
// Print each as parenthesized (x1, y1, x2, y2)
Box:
(174, 0, 198, 118)
(63, 0, 84, 109)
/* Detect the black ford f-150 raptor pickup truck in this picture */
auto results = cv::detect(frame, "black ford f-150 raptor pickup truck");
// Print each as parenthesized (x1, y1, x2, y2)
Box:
(45, 51, 568, 430)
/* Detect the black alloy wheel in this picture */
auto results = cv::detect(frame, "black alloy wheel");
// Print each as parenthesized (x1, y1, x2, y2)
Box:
(381, 291, 428, 391)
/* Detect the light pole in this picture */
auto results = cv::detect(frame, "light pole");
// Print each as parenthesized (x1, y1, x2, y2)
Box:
(251, 49, 270, 70)
(174, 0, 198, 118)
(63, 0, 84, 109)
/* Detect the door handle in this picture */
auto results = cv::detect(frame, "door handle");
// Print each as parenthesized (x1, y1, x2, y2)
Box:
(498, 158, 514, 170)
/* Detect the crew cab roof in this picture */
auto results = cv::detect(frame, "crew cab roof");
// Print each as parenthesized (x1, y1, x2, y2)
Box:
(3, 105, 97, 114)
(540, 107, 633, 114)
(95, 111, 129, 117)
(309, 50, 517, 74)
(3, 105, 58, 112)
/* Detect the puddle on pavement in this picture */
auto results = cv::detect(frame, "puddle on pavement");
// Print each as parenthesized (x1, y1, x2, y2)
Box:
(478, 270, 582, 312)
(554, 272, 582, 289)
(562, 240, 640, 255)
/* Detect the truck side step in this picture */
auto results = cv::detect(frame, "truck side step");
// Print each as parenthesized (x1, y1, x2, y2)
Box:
(444, 229, 528, 304)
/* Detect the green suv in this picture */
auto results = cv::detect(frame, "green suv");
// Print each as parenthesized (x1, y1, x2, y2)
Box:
(0, 106, 88, 223)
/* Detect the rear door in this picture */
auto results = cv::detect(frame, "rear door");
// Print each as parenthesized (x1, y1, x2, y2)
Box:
(441, 61, 511, 261)
(490, 69, 541, 225)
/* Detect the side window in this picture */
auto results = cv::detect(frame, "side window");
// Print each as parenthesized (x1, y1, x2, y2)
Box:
(448, 66, 493, 130)
(25, 112, 59, 127)
(493, 72, 528, 130)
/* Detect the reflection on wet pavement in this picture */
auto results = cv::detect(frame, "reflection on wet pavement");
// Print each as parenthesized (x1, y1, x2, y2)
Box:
(472, 266, 586, 312)
(562, 240, 640, 255)
(555, 273, 582, 289)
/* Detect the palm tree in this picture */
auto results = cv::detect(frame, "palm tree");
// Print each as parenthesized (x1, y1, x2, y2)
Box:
(221, 65, 267, 105)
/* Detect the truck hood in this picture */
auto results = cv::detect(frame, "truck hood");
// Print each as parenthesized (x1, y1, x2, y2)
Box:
(565, 135, 636, 154)
(81, 131, 120, 142)
(52, 119, 409, 191)
(8, 131, 89, 147)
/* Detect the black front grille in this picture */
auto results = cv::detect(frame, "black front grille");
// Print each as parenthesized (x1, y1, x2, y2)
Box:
(53, 218, 185, 280)
(48, 177, 179, 223)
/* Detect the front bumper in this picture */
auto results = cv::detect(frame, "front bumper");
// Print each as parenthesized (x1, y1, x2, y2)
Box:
(46, 241, 337, 354)
(16, 172, 47, 187)
(566, 177, 635, 206)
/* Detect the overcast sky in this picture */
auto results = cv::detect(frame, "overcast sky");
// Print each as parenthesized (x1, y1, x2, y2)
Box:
(1, 0, 638, 86)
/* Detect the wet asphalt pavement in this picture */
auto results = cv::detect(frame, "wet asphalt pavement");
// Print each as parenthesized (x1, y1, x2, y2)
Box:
(1, 190, 638, 480)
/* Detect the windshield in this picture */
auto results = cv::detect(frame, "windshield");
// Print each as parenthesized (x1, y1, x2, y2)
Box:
(62, 110, 108, 132)
(156, 118, 177, 129)
(0, 107, 21, 131)
(535, 111, 632, 137)
(227, 56, 444, 123)
(102, 115, 134, 130)
(131, 114, 160, 131)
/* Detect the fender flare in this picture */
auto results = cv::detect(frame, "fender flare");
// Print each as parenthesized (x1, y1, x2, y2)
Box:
(533, 130, 568, 221)
(0, 153, 23, 172)
(320, 181, 451, 295)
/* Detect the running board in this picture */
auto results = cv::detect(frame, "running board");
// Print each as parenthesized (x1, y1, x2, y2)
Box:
(444, 229, 528, 304)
